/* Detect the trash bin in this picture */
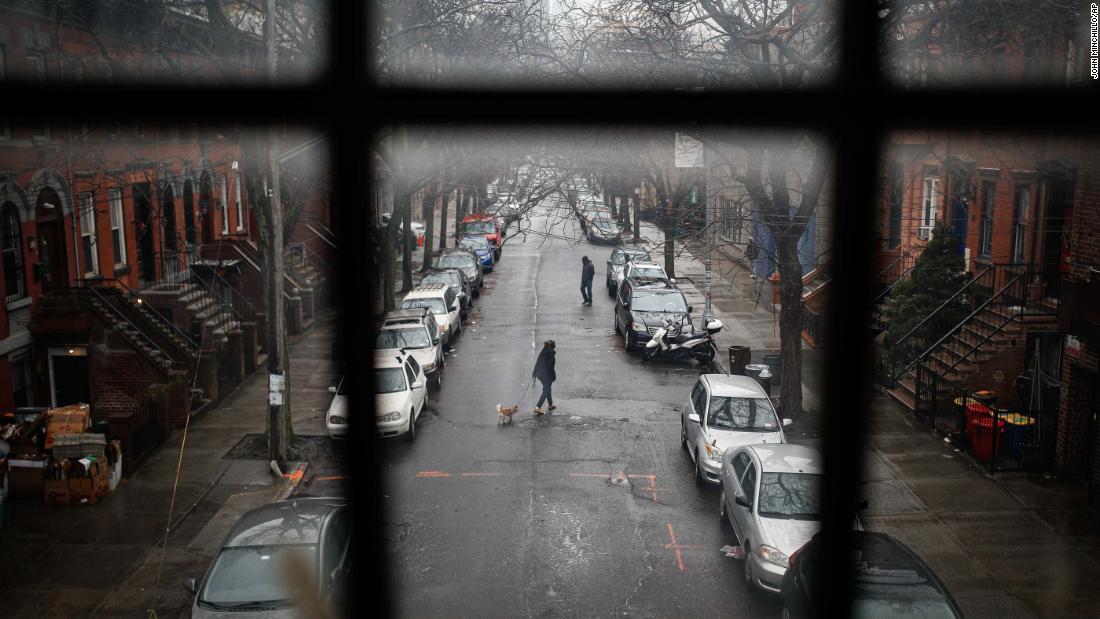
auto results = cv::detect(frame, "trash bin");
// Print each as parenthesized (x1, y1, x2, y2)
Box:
(729, 346, 750, 375)
(761, 353, 781, 385)
(965, 401, 993, 439)
(971, 416, 1006, 461)
(745, 364, 770, 392)
(998, 413, 1036, 460)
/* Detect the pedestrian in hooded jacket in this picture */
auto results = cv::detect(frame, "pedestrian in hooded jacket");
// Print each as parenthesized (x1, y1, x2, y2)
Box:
(580, 256, 595, 306)
(532, 340, 557, 414)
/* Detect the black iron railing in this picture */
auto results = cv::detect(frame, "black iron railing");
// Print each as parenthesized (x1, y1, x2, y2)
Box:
(91, 277, 201, 355)
(802, 302, 825, 346)
(75, 282, 175, 368)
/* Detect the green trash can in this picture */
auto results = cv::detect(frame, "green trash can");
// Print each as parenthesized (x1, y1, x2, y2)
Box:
(998, 413, 1036, 460)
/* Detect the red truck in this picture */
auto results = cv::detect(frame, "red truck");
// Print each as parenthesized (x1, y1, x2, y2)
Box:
(458, 214, 503, 260)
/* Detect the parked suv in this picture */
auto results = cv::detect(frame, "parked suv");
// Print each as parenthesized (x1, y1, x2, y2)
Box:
(420, 268, 472, 320)
(400, 283, 460, 346)
(681, 374, 790, 485)
(614, 278, 694, 351)
(376, 308, 445, 388)
(437, 249, 483, 294)
(606, 246, 653, 294)
(624, 260, 669, 284)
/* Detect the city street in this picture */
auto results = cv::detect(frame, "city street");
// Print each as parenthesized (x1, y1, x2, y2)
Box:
(380, 202, 788, 618)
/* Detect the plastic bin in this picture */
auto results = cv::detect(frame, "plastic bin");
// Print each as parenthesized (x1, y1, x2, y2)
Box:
(998, 413, 1036, 459)
(965, 401, 993, 439)
(971, 417, 1006, 461)
(728, 346, 750, 375)
(761, 353, 781, 385)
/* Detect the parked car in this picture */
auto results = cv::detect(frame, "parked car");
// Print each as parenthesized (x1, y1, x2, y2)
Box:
(372, 349, 427, 440)
(325, 376, 349, 437)
(457, 235, 495, 272)
(436, 249, 483, 294)
(720, 444, 822, 594)
(183, 497, 350, 617)
(624, 260, 669, 284)
(421, 268, 472, 320)
(781, 531, 963, 619)
(399, 283, 461, 346)
(375, 308, 445, 388)
(587, 217, 621, 244)
(607, 246, 653, 294)
(614, 278, 694, 351)
(681, 374, 790, 485)
(459, 214, 502, 260)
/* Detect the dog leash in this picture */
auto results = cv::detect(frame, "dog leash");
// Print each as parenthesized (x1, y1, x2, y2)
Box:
(515, 381, 532, 406)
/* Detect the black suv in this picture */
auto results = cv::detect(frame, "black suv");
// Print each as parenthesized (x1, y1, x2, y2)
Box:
(613, 278, 694, 351)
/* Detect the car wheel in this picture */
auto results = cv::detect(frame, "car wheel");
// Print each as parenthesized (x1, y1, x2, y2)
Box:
(614, 316, 621, 335)
(431, 367, 442, 390)
(608, 283, 616, 297)
(473, 287, 480, 298)
(680, 421, 688, 450)
(406, 410, 417, 442)
(694, 451, 706, 486)
(743, 550, 755, 589)
(626, 331, 637, 352)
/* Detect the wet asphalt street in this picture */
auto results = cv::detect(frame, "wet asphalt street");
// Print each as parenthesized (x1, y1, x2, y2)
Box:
(379, 203, 787, 618)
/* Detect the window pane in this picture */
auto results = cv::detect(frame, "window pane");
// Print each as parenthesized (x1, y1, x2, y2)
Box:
(0, 2, 328, 84)
(882, 2, 1090, 87)
(374, 0, 840, 89)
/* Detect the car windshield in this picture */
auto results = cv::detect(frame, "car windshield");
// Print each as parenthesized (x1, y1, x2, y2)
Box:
(631, 266, 665, 279)
(423, 274, 458, 289)
(852, 596, 959, 619)
(707, 396, 778, 431)
(757, 472, 823, 519)
(463, 222, 495, 234)
(336, 378, 347, 395)
(631, 290, 688, 313)
(375, 367, 407, 394)
(626, 250, 652, 262)
(375, 327, 432, 350)
(438, 255, 474, 269)
(460, 237, 490, 251)
(400, 298, 447, 315)
(199, 544, 317, 609)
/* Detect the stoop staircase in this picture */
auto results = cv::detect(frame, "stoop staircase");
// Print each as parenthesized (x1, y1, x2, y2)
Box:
(883, 263, 1058, 415)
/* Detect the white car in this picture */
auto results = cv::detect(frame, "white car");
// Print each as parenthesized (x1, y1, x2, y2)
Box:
(720, 443, 823, 593)
(606, 246, 653, 294)
(376, 308, 445, 388)
(399, 283, 460, 346)
(624, 260, 669, 284)
(681, 374, 791, 485)
(374, 350, 428, 440)
(325, 376, 350, 438)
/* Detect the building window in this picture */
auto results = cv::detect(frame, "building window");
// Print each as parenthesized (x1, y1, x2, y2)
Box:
(1012, 185, 1029, 263)
(26, 53, 45, 80)
(80, 193, 99, 276)
(218, 175, 229, 234)
(888, 162, 903, 249)
(234, 172, 244, 231)
(109, 188, 127, 267)
(1, 203, 25, 302)
(11, 354, 32, 408)
(979, 180, 995, 258)
(724, 199, 742, 243)
(920, 176, 938, 238)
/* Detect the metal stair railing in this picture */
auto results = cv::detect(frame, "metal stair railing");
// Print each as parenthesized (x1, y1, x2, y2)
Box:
(892, 263, 995, 355)
(871, 253, 919, 307)
(189, 269, 243, 334)
(94, 277, 201, 355)
(75, 282, 176, 367)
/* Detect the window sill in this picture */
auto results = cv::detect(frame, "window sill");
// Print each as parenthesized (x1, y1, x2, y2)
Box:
(114, 265, 130, 276)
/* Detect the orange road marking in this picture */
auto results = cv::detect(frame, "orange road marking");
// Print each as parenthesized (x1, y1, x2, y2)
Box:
(415, 471, 452, 478)
(315, 475, 347, 481)
(664, 523, 686, 572)
(282, 465, 305, 482)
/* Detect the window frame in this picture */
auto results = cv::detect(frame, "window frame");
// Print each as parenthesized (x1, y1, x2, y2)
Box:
(979, 179, 995, 258)
(108, 188, 127, 268)
(218, 174, 229, 235)
(921, 176, 939, 232)
(79, 192, 99, 277)
(1, 203, 26, 302)
(234, 172, 245, 232)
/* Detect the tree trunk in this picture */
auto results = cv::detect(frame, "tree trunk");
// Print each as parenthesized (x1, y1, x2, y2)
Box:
(422, 185, 435, 270)
(382, 226, 396, 311)
(401, 189, 413, 293)
(776, 232, 804, 417)
(439, 188, 449, 250)
(634, 197, 641, 243)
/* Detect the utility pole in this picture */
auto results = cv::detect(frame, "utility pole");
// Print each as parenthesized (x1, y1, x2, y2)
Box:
(703, 143, 713, 324)
(265, 0, 288, 467)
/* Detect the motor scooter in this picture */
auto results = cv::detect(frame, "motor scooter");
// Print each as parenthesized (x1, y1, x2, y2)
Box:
(644, 317, 722, 363)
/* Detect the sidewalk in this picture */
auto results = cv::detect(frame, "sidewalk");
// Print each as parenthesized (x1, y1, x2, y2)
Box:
(0, 313, 339, 618)
(641, 223, 1100, 618)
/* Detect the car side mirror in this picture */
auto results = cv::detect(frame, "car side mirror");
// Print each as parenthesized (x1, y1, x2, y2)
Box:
(328, 386, 337, 394)
(687, 305, 694, 313)
(432, 336, 440, 345)
(412, 380, 425, 390)
(688, 413, 701, 424)
(450, 304, 458, 312)
(735, 493, 751, 508)
(782, 418, 793, 428)
(184, 577, 198, 594)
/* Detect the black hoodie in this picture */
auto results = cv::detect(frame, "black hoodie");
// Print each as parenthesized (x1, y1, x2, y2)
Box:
(532, 347, 556, 383)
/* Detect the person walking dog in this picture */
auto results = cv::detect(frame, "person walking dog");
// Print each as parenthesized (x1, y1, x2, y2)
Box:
(580, 256, 595, 306)
(532, 340, 557, 414)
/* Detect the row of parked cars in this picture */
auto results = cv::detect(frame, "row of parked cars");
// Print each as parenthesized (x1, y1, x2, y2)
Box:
(325, 213, 507, 441)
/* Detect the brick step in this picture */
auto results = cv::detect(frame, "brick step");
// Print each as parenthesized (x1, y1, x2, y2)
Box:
(886, 386, 916, 411)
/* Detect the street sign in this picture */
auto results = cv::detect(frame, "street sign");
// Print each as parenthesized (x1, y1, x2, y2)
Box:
(674, 133, 704, 168)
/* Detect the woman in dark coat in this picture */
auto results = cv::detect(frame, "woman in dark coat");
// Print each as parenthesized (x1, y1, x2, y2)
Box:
(532, 340, 557, 414)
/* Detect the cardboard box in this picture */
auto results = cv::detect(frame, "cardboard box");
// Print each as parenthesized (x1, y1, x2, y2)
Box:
(44, 404, 91, 451)
(68, 459, 106, 505)
(92, 459, 109, 497)
(44, 477, 70, 506)
(9, 455, 47, 497)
